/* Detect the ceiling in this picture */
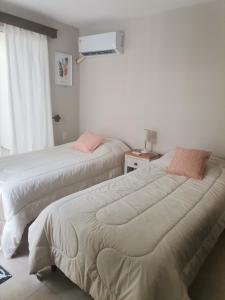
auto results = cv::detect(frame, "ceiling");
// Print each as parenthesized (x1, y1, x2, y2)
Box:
(1, 0, 213, 27)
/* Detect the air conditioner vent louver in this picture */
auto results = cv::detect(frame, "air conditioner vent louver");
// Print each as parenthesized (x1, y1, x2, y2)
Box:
(82, 50, 116, 56)
(79, 32, 124, 57)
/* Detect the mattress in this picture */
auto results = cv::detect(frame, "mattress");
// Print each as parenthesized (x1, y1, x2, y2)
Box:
(28, 153, 225, 300)
(0, 138, 129, 257)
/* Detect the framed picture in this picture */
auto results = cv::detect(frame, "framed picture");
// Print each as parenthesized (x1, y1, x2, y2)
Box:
(55, 52, 72, 86)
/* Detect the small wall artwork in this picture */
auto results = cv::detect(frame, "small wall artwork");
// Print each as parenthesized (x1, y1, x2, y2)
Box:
(55, 52, 72, 86)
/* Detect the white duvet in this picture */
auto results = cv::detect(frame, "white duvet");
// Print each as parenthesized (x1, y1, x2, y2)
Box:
(0, 138, 129, 257)
(29, 153, 225, 300)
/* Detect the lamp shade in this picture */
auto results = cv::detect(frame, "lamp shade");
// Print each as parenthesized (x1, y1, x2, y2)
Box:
(142, 129, 157, 153)
(144, 129, 155, 142)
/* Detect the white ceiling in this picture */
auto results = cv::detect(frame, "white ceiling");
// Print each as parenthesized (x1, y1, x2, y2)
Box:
(1, 0, 213, 27)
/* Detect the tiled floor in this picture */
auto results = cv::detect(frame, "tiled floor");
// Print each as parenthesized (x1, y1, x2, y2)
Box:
(0, 232, 92, 300)
(189, 230, 225, 300)
(1, 232, 225, 300)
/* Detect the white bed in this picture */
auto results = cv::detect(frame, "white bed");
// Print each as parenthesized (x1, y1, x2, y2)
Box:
(29, 152, 225, 300)
(0, 138, 129, 257)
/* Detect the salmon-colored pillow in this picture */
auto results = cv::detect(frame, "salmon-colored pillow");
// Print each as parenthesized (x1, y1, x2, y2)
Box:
(165, 147, 211, 180)
(73, 131, 103, 152)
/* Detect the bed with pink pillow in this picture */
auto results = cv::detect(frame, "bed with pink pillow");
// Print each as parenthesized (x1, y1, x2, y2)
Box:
(29, 148, 225, 300)
(0, 134, 129, 258)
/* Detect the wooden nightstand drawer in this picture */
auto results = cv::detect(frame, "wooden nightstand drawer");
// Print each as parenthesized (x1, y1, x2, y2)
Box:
(124, 150, 161, 174)
(126, 156, 149, 169)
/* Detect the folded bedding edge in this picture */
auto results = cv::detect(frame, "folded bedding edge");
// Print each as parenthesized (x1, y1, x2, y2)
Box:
(184, 211, 225, 287)
(1, 165, 123, 258)
(0, 194, 5, 221)
(29, 211, 225, 299)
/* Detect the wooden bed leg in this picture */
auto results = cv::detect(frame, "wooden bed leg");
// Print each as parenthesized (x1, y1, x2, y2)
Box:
(36, 266, 57, 281)
(36, 272, 44, 281)
(51, 265, 57, 272)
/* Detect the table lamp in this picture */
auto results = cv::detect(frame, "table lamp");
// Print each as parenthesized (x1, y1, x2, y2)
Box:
(142, 129, 155, 153)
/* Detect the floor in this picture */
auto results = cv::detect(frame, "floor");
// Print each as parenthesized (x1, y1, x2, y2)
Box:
(1, 232, 225, 300)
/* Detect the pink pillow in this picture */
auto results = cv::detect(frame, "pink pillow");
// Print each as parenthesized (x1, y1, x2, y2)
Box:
(73, 131, 103, 153)
(165, 147, 211, 180)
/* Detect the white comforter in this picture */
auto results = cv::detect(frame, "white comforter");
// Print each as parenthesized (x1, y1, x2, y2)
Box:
(29, 153, 225, 300)
(0, 138, 129, 257)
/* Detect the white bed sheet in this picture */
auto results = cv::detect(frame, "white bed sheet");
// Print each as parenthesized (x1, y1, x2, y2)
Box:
(0, 138, 129, 257)
(29, 153, 225, 300)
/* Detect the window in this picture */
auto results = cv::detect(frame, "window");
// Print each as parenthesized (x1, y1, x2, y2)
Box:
(0, 24, 53, 156)
(0, 28, 12, 156)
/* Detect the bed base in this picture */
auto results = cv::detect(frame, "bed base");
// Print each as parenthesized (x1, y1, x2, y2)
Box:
(36, 265, 57, 281)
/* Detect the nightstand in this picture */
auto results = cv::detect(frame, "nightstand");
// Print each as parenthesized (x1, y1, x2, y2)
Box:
(124, 150, 161, 174)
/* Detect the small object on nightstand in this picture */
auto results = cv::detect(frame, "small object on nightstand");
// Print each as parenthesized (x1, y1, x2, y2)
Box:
(124, 150, 161, 174)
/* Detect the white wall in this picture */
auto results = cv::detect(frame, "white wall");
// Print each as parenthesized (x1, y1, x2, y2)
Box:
(0, 2, 79, 145)
(79, 0, 225, 156)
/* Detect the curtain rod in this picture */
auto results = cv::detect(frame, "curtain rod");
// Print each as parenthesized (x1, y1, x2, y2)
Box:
(0, 11, 57, 38)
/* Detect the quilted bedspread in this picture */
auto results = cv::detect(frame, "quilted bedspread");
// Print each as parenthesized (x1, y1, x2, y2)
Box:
(29, 153, 225, 300)
(0, 138, 128, 257)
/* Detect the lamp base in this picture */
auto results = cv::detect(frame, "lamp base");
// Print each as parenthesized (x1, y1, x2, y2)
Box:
(141, 149, 151, 154)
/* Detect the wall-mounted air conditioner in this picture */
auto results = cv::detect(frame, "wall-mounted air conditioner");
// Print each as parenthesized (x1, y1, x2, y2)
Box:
(79, 31, 124, 56)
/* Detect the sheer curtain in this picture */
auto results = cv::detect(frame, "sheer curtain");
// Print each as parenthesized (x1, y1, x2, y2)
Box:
(1, 24, 54, 155)
(0, 29, 12, 156)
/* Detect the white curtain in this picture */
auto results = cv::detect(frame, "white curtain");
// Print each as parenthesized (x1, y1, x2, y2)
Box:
(0, 30, 11, 156)
(2, 24, 54, 154)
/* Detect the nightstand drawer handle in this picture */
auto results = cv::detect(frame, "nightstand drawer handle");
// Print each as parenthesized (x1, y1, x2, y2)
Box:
(134, 162, 138, 166)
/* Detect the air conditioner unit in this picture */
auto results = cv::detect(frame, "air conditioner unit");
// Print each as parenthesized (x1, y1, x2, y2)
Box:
(79, 32, 124, 56)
